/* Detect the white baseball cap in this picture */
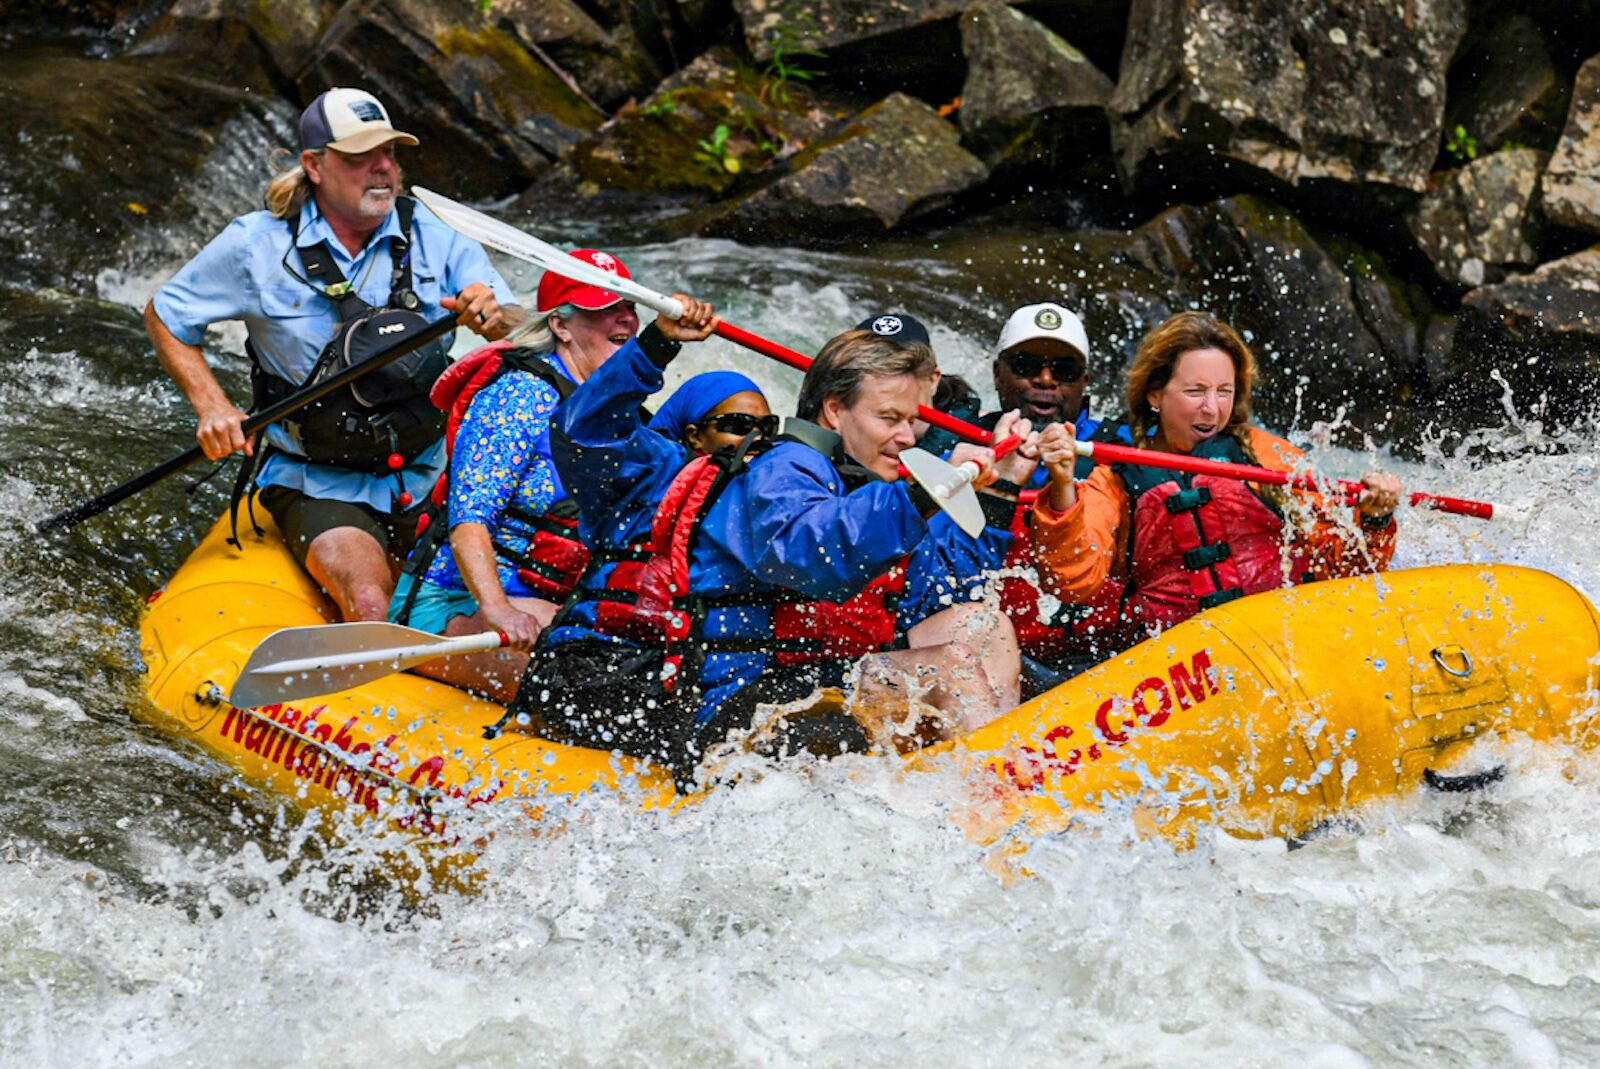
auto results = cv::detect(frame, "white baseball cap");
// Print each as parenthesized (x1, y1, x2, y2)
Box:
(996, 302, 1089, 359)
(299, 88, 419, 154)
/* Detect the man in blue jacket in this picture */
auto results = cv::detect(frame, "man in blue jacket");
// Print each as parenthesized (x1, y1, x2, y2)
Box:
(505, 305, 1038, 785)
(144, 88, 520, 623)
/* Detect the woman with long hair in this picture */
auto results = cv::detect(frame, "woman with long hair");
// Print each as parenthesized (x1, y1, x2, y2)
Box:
(1030, 310, 1401, 653)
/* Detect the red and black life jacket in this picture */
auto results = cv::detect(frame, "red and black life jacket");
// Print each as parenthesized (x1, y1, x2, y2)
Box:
(998, 420, 1129, 666)
(565, 425, 904, 695)
(1111, 434, 1310, 638)
(999, 506, 1126, 665)
(393, 343, 589, 623)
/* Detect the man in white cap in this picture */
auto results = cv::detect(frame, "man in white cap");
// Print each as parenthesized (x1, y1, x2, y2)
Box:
(975, 303, 1130, 690)
(144, 87, 523, 623)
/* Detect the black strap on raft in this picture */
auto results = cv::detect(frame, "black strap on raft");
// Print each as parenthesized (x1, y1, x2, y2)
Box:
(393, 352, 578, 626)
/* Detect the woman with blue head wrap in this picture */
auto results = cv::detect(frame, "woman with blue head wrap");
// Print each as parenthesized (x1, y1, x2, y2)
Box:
(648, 370, 776, 455)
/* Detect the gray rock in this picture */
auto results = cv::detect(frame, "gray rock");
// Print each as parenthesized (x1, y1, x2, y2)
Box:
(300, 0, 604, 198)
(1443, 14, 1569, 155)
(128, 0, 335, 87)
(1110, 0, 1468, 194)
(0, 41, 291, 290)
(534, 47, 836, 203)
(732, 0, 968, 60)
(1541, 53, 1600, 235)
(1406, 149, 1547, 289)
(490, 0, 662, 111)
(1456, 246, 1600, 424)
(958, 0, 1113, 168)
(700, 92, 988, 243)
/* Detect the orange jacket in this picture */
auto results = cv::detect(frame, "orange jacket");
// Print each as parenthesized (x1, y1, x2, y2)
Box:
(1031, 426, 1397, 605)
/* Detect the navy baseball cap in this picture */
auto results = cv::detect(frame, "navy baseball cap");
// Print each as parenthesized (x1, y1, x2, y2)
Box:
(299, 88, 418, 154)
(855, 312, 932, 348)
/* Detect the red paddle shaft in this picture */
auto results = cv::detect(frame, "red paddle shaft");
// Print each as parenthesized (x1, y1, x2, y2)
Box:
(711, 321, 1500, 520)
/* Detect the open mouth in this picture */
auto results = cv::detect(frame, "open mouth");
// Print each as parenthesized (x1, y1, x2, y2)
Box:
(1022, 396, 1060, 419)
(608, 332, 632, 345)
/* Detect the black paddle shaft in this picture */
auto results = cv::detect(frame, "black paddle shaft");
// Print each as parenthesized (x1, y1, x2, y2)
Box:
(36, 313, 459, 533)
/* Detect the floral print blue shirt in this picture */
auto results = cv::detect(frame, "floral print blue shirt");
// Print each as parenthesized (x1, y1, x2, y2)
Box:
(425, 365, 572, 595)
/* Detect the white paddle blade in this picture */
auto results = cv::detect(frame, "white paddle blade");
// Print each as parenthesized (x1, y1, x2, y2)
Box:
(411, 186, 686, 320)
(229, 622, 504, 708)
(899, 447, 986, 537)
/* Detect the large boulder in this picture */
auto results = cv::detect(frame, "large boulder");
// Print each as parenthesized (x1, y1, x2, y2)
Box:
(732, 0, 968, 59)
(127, 0, 337, 89)
(957, 0, 1113, 170)
(699, 92, 989, 244)
(1453, 246, 1600, 424)
(1541, 53, 1600, 236)
(526, 48, 836, 212)
(1442, 14, 1569, 156)
(299, 0, 605, 199)
(1115, 196, 1432, 437)
(489, 0, 662, 110)
(0, 42, 291, 291)
(1405, 149, 1547, 289)
(1110, 0, 1468, 195)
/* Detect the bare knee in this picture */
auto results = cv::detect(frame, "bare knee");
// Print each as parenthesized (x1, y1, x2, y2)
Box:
(305, 527, 395, 622)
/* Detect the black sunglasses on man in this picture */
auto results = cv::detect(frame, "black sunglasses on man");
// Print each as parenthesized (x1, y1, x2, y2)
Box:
(1002, 350, 1085, 381)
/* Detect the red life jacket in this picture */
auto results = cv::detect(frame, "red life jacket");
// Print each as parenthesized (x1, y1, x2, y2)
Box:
(577, 436, 903, 693)
(1112, 435, 1310, 638)
(999, 506, 1126, 664)
(396, 343, 589, 615)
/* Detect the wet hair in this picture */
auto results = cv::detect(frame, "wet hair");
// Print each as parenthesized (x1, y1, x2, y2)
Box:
(1125, 312, 1272, 494)
(795, 328, 938, 422)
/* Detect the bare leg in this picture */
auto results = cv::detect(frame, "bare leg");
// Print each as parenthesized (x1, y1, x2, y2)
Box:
(303, 526, 398, 623)
(407, 596, 557, 705)
(849, 604, 1020, 752)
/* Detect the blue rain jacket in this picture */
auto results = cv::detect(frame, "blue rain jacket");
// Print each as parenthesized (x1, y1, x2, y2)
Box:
(547, 333, 1008, 720)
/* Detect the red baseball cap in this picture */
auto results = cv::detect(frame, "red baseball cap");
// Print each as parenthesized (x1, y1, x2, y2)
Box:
(536, 249, 632, 313)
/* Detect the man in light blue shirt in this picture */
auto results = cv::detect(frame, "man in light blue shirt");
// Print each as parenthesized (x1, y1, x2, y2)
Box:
(144, 88, 522, 622)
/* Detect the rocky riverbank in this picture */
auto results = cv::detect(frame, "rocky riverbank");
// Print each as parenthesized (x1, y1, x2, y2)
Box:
(4, 0, 1599, 437)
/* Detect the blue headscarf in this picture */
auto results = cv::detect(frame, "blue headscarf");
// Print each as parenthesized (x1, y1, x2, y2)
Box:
(648, 371, 766, 444)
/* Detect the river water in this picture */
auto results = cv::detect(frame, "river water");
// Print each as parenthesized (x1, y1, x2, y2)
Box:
(2, 126, 1599, 1068)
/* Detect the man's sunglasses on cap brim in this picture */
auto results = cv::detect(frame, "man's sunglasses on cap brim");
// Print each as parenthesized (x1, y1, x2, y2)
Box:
(1002, 350, 1086, 381)
(701, 413, 780, 438)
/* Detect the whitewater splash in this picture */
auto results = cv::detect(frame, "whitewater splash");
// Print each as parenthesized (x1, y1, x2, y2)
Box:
(3, 231, 1600, 1066)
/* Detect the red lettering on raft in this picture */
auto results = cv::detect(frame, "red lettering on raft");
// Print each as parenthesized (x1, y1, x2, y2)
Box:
(1005, 649, 1219, 792)
(212, 700, 502, 839)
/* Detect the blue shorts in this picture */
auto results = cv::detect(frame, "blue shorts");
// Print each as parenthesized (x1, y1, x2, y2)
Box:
(388, 573, 480, 635)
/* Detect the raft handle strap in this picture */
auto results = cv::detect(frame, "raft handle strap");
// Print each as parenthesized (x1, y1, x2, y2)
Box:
(1423, 765, 1505, 793)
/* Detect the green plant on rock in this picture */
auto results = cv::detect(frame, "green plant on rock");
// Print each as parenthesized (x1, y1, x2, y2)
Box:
(762, 10, 826, 105)
(696, 124, 741, 173)
(1445, 124, 1478, 163)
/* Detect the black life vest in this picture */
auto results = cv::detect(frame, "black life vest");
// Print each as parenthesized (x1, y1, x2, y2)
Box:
(551, 421, 905, 697)
(392, 342, 589, 625)
(249, 195, 451, 474)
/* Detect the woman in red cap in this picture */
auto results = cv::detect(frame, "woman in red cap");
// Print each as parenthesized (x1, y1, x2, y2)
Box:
(388, 250, 716, 702)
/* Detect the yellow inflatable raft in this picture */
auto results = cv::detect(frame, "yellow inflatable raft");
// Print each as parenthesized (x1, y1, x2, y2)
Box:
(140, 509, 1600, 848)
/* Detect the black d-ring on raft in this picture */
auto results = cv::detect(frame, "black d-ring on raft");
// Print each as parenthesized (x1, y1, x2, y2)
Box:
(1431, 644, 1474, 678)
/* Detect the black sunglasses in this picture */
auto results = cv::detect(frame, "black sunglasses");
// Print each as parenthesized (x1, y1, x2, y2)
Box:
(702, 412, 780, 438)
(1003, 350, 1085, 381)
